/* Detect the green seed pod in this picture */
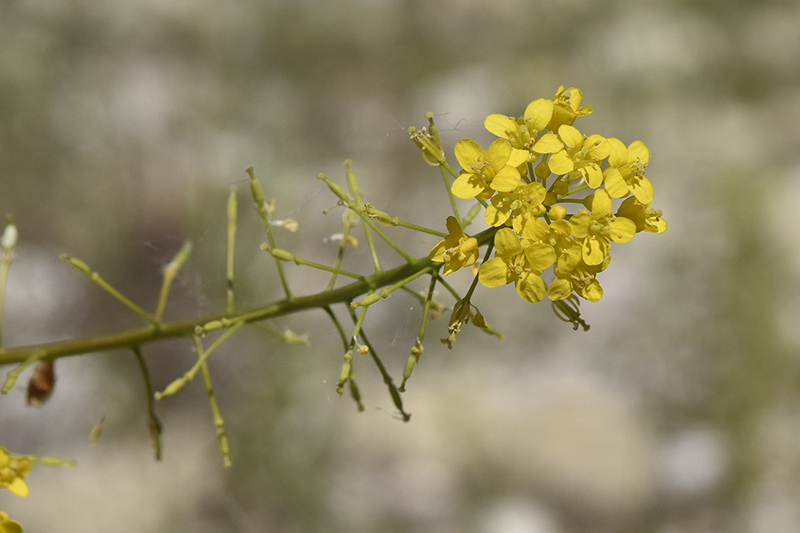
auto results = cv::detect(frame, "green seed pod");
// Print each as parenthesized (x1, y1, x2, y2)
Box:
(246, 167, 265, 207)
(402, 353, 417, 381)
(349, 380, 364, 411)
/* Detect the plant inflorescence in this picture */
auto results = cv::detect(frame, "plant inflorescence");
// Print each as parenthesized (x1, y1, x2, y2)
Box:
(0, 87, 665, 518)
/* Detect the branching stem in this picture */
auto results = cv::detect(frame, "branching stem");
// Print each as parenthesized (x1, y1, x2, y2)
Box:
(0, 256, 434, 368)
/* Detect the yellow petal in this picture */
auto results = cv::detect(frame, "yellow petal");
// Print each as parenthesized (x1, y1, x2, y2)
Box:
(581, 279, 604, 302)
(429, 240, 448, 262)
(460, 237, 478, 262)
(493, 228, 522, 255)
(486, 139, 512, 170)
(523, 99, 554, 131)
(608, 217, 636, 243)
(484, 114, 517, 139)
(550, 219, 571, 235)
(616, 197, 645, 232)
(507, 148, 529, 168)
(0, 516, 23, 533)
(548, 151, 574, 175)
(591, 189, 613, 215)
(523, 182, 547, 206)
(558, 124, 583, 148)
(547, 278, 573, 301)
(454, 139, 484, 170)
(490, 166, 521, 192)
(568, 211, 592, 238)
(603, 167, 629, 198)
(564, 87, 583, 110)
(606, 137, 628, 167)
(442, 259, 461, 276)
(630, 175, 654, 204)
(519, 215, 549, 241)
(583, 237, 607, 266)
(645, 215, 668, 234)
(484, 204, 509, 227)
(516, 273, 546, 303)
(524, 242, 556, 271)
(451, 174, 483, 199)
(628, 140, 650, 166)
(583, 164, 603, 189)
(586, 134, 611, 159)
(556, 243, 582, 273)
(532, 132, 562, 154)
(444, 216, 464, 238)
(478, 258, 510, 288)
(7, 477, 29, 497)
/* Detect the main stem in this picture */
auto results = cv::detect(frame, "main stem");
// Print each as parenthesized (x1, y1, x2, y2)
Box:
(0, 257, 435, 367)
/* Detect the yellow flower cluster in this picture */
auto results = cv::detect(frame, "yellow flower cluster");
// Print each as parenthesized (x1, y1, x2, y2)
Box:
(0, 447, 32, 498)
(430, 86, 666, 304)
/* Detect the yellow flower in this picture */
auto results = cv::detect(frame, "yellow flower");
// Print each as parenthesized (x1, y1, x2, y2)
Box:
(547, 278, 574, 301)
(548, 86, 593, 131)
(484, 182, 547, 228)
(0, 512, 23, 533)
(547, 125, 611, 188)
(440, 298, 486, 349)
(603, 138, 654, 203)
(424, 86, 665, 315)
(509, 215, 583, 302)
(451, 139, 528, 199)
(550, 223, 611, 303)
(545, 219, 583, 275)
(478, 228, 556, 303)
(0, 448, 32, 498)
(429, 216, 479, 275)
(484, 98, 555, 152)
(557, 259, 608, 302)
(616, 197, 667, 234)
(568, 189, 636, 266)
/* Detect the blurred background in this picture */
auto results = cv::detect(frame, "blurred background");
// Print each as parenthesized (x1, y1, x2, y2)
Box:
(2, 0, 800, 531)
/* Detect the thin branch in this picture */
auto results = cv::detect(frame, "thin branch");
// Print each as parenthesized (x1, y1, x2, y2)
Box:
(132, 346, 163, 460)
(0, 256, 434, 367)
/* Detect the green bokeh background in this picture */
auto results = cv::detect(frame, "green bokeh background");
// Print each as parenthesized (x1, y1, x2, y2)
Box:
(3, 0, 800, 531)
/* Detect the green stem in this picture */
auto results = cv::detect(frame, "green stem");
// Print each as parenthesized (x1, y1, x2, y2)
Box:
(558, 197, 588, 204)
(353, 265, 434, 308)
(360, 206, 446, 238)
(247, 167, 293, 299)
(359, 217, 415, 263)
(194, 335, 232, 468)
(349, 310, 410, 421)
(318, 172, 416, 265)
(226, 187, 238, 313)
(441, 164, 462, 224)
(261, 245, 364, 280)
(322, 306, 349, 352)
(433, 275, 461, 302)
(324, 209, 358, 292)
(61, 254, 158, 325)
(566, 183, 591, 197)
(154, 241, 192, 323)
(0, 256, 434, 367)
(156, 321, 246, 399)
(132, 346, 163, 460)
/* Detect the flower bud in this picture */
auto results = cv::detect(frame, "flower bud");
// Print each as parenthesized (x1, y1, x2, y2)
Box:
(1, 221, 17, 251)
(549, 205, 567, 220)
